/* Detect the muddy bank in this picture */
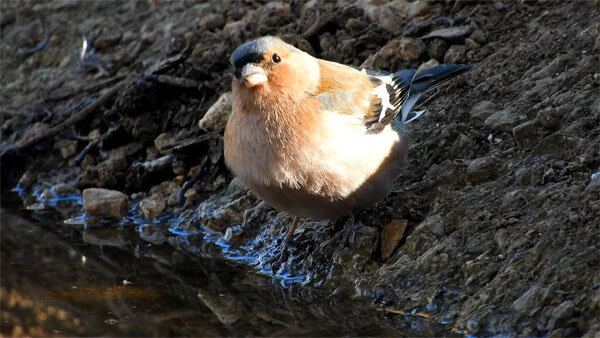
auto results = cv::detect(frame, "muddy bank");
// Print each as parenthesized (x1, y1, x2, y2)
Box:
(1, 0, 599, 336)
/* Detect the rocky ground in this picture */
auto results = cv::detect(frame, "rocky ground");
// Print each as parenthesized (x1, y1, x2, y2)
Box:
(1, 0, 599, 336)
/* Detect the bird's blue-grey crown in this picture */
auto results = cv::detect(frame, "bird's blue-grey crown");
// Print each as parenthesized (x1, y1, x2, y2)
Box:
(231, 36, 285, 77)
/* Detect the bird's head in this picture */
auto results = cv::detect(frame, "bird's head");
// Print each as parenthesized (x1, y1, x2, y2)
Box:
(230, 36, 319, 98)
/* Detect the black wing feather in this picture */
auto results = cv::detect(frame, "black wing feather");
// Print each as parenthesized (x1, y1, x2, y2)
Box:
(365, 63, 473, 132)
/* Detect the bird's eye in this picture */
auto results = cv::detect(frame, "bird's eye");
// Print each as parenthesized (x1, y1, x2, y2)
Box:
(272, 53, 281, 63)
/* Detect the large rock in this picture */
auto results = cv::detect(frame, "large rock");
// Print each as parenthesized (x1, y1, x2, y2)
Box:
(444, 45, 466, 63)
(512, 285, 552, 317)
(139, 193, 166, 219)
(394, 38, 425, 62)
(428, 39, 449, 61)
(198, 92, 232, 131)
(467, 157, 507, 184)
(485, 109, 518, 132)
(531, 132, 579, 159)
(373, 38, 425, 67)
(359, 0, 428, 34)
(83, 188, 129, 219)
(469, 101, 497, 125)
(381, 219, 407, 262)
(512, 120, 543, 150)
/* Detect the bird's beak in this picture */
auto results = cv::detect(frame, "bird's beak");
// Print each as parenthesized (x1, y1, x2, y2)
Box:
(241, 64, 268, 87)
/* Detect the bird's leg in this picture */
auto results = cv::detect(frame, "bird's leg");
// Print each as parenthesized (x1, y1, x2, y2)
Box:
(272, 216, 299, 272)
(334, 214, 357, 253)
(282, 216, 300, 252)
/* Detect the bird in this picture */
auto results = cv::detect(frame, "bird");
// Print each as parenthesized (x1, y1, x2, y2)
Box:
(223, 36, 472, 257)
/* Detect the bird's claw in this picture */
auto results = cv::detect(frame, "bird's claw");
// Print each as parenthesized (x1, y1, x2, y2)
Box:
(270, 237, 292, 273)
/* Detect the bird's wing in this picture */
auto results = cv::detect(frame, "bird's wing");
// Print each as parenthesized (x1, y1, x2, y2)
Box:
(314, 59, 413, 132)
(363, 70, 415, 131)
(314, 60, 387, 127)
(370, 64, 473, 128)
(315, 59, 472, 133)
(361, 64, 474, 131)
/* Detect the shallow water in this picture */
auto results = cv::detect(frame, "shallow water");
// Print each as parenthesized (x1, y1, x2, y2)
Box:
(1, 192, 457, 337)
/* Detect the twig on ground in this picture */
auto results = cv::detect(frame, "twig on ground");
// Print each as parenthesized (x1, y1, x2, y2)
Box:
(21, 17, 49, 56)
(44, 76, 126, 103)
(150, 74, 202, 89)
(1, 80, 127, 161)
(1, 42, 197, 163)
(74, 125, 122, 165)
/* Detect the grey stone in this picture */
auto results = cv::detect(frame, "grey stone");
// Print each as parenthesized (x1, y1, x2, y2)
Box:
(198, 92, 232, 131)
(549, 300, 575, 329)
(88, 129, 102, 141)
(154, 132, 177, 153)
(428, 39, 448, 61)
(591, 96, 600, 116)
(18, 170, 37, 189)
(469, 101, 497, 125)
(299, 0, 317, 17)
(52, 183, 80, 197)
(512, 107, 562, 149)
(345, 18, 368, 33)
(139, 193, 166, 219)
(467, 157, 506, 184)
(222, 20, 246, 45)
(485, 109, 518, 132)
(531, 133, 579, 159)
(514, 162, 546, 186)
(512, 285, 551, 316)
(585, 173, 600, 194)
(395, 38, 426, 62)
(319, 33, 335, 52)
(194, 178, 256, 232)
(197, 13, 225, 30)
(513, 120, 543, 150)
(444, 45, 466, 63)
(418, 214, 444, 237)
(421, 26, 472, 42)
(83, 188, 129, 219)
(379, 38, 426, 63)
(360, 0, 428, 34)
(535, 107, 561, 130)
(54, 139, 79, 159)
(464, 38, 481, 51)
(470, 29, 487, 44)
(416, 59, 439, 74)
(80, 154, 95, 170)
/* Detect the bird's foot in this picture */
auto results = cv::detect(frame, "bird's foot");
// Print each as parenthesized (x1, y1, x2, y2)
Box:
(333, 215, 358, 254)
(271, 236, 293, 273)
(270, 216, 300, 274)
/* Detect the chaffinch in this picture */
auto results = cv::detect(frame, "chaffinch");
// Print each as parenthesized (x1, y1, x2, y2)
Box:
(224, 36, 472, 247)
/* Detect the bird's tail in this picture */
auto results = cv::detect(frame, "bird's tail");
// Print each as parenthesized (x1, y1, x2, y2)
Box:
(393, 63, 473, 123)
